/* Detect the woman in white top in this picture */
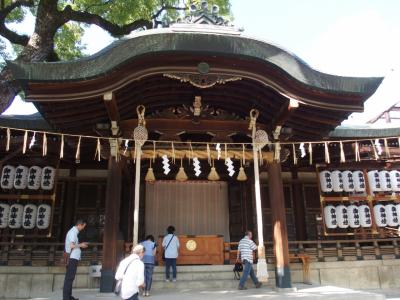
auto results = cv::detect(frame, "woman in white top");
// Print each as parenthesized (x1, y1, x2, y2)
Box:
(162, 225, 180, 282)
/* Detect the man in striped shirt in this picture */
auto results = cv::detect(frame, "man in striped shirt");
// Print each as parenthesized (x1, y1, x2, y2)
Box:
(237, 231, 262, 290)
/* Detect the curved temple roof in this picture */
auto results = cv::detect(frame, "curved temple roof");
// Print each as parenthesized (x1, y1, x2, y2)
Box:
(8, 28, 382, 108)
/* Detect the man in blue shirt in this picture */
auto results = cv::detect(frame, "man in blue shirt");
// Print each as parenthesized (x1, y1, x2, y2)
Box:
(63, 219, 88, 300)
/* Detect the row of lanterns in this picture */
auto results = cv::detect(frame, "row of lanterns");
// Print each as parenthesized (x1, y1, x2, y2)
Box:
(144, 156, 248, 183)
(324, 203, 400, 229)
(319, 170, 400, 194)
(0, 203, 51, 230)
(1, 165, 56, 191)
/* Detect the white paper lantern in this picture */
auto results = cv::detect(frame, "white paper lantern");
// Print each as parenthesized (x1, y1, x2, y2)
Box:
(342, 171, 355, 192)
(1, 165, 15, 190)
(368, 170, 381, 193)
(8, 204, 24, 229)
(323, 205, 337, 229)
(319, 171, 333, 193)
(36, 204, 51, 230)
(0, 203, 10, 229)
(359, 205, 372, 228)
(14, 165, 28, 190)
(27, 166, 42, 190)
(385, 204, 399, 227)
(379, 170, 392, 192)
(331, 170, 344, 192)
(347, 204, 360, 228)
(336, 205, 349, 228)
(41, 166, 56, 190)
(353, 171, 366, 193)
(374, 204, 387, 227)
(389, 170, 400, 192)
(22, 204, 37, 229)
(396, 204, 400, 223)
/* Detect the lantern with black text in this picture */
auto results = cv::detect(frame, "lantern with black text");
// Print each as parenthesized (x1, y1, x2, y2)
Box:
(0, 203, 10, 229)
(353, 171, 366, 193)
(359, 205, 372, 228)
(22, 204, 37, 229)
(336, 205, 349, 228)
(342, 171, 355, 192)
(368, 170, 381, 193)
(319, 171, 333, 193)
(331, 171, 344, 192)
(28, 166, 42, 190)
(8, 204, 24, 229)
(347, 204, 360, 228)
(378, 170, 392, 192)
(373, 204, 387, 227)
(1, 165, 15, 190)
(36, 204, 51, 230)
(385, 204, 399, 227)
(14, 165, 28, 190)
(389, 170, 400, 192)
(41, 166, 55, 190)
(323, 205, 337, 229)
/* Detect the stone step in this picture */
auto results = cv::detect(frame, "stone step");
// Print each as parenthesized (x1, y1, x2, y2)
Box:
(151, 279, 274, 290)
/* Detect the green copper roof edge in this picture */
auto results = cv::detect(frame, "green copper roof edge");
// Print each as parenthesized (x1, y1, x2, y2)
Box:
(7, 31, 383, 96)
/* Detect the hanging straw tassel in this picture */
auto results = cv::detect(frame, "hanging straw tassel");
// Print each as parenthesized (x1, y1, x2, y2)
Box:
(59, 134, 64, 159)
(308, 143, 313, 165)
(208, 159, 220, 181)
(339, 141, 346, 163)
(153, 141, 156, 163)
(75, 136, 81, 162)
(292, 144, 298, 165)
(371, 139, 379, 160)
(242, 144, 246, 165)
(225, 144, 228, 160)
(22, 130, 28, 154)
(171, 142, 176, 164)
(145, 159, 156, 183)
(176, 158, 188, 182)
(237, 150, 247, 181)
(384, 138, 391, 158)
(95, 138, 101, 161)
(207, 144, 211, 165)
(355, 141, 360, 162)
(6, 128, 10, 151)
(42, 133, 47, 156)
(324, 142, 330, 164)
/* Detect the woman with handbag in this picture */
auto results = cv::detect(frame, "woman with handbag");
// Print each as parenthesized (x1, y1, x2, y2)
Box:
(115, 245, 145, 300)
(162, 225, 180, 282)
(140, 235, 156, 297)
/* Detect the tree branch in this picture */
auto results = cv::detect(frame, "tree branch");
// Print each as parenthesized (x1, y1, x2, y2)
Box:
(0, 0, 35, 46)
(152, 5, 187, 20)
(62, 5, 153, 37)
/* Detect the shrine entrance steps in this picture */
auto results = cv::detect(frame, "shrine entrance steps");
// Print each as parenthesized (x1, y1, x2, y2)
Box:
(152, 265, 275, 289)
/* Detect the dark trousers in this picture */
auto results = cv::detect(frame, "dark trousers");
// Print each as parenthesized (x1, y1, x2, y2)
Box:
(144, 263, 154, 291)
(125, 293, 139, 300)
(239, 260, 259, 288)
(165, 258, 177, 279)
(63, 258, 78, 300)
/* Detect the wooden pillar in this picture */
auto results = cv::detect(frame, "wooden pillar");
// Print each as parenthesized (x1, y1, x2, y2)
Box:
(100, 158, 122, 292)
(268, 161, 292, 288)
(61, 168, 76, 242)
(291, 169, 307, 241)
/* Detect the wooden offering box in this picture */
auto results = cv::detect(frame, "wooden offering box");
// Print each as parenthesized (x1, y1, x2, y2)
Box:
(157, 235, 224, 265)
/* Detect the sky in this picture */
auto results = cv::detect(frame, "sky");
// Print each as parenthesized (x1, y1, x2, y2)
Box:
(3, 0, 400, 127)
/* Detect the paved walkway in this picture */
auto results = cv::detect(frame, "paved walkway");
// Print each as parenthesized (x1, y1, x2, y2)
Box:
(34, 285, 398, 300)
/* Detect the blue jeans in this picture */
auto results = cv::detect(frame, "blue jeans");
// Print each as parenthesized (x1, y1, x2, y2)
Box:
(144, 263, 154, 291)
(239, 260, 260, 288)
(165, 258, 177, 280)
(125, 292, 138, 300)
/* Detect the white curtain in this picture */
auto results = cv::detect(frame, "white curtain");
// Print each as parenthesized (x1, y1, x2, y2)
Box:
(145, 180, 230, 241)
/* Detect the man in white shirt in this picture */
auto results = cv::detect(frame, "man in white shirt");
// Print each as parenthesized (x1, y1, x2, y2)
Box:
(63, 220, 88, 300)
(115, 244, 145, 300)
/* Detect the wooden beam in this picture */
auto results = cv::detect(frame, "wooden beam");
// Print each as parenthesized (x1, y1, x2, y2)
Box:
(271, 98, 299, 129)
(103, 92, 120, 122)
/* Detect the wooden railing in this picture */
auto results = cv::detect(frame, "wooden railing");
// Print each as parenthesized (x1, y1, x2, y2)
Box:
(0, 242, 102, 266)
(1, 238, 399, 266)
